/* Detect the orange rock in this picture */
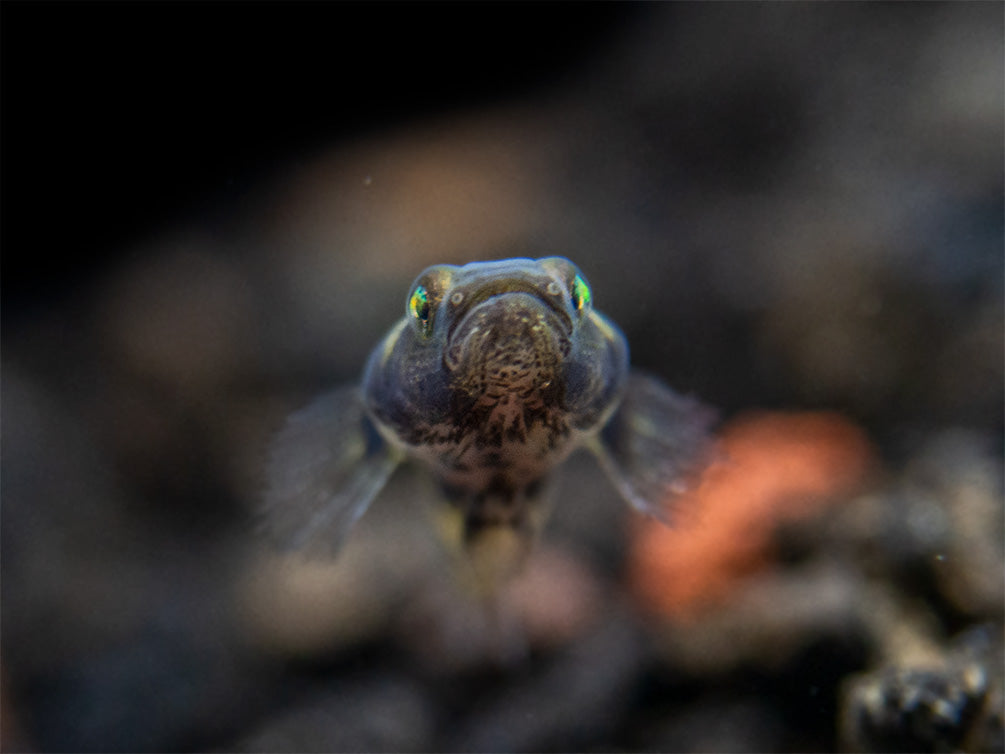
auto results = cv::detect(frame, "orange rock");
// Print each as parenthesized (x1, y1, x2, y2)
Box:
(628, 411, 874, 621)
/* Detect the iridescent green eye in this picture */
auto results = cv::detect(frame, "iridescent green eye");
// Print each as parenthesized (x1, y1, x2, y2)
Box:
(409, 285, 431, 333)
(571, 274, 592, 312)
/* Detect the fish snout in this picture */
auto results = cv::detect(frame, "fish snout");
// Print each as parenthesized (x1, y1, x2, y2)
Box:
(444, 293, 571, 376)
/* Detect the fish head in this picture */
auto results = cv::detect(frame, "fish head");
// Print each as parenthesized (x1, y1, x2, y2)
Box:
(441, 258, 576, 393)
(364, 257, 629, 443)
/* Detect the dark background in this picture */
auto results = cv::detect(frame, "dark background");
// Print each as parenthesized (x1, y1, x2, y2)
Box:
(2, 2, 632, 306)
(3, 3, 1002, 752)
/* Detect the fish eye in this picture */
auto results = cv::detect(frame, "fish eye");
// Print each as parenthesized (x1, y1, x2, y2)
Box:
(571, 274, 592, 312)
(409, 285, 432, 335)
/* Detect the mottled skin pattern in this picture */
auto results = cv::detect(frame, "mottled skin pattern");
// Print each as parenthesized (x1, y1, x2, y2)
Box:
(263, 256, 714, 589)
(363, 258, 627, 556)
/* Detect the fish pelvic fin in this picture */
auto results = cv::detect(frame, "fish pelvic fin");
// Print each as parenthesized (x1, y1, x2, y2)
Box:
(261, 385, 400, 557)
(590, 371, 718, 524)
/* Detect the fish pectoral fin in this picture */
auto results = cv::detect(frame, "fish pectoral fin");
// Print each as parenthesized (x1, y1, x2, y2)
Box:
(261, 386, 400, 557)
(589, 372, 718, 523)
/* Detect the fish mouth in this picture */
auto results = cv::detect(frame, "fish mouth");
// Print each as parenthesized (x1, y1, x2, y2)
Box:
(444, 292, 572, 375)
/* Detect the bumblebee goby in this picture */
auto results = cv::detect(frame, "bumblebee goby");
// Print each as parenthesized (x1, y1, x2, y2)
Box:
(263, 257, 715, 586)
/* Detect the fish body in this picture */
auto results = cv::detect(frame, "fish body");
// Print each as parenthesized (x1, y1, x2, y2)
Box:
(263, 257, 714, 585)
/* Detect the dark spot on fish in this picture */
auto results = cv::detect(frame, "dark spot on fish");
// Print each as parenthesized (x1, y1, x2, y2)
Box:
(524, 477, 544, 499)
(480, 452, 505, 469)
(505, 424, 527, 442)
(461, 474, 530, 535)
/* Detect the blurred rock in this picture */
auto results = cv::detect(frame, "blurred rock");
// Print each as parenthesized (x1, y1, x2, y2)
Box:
(21, 623, 264, 753)
(234, 674, 434, 753)
(2, 368, 138, 670)
(395, 542, 607, 675)
(906, 431, 1004, 619)
(94, 239, 258, 396)
(499, 544, 606, 650)
(648, 561, 868, 677)
(1, 670, 30, 753)
(442, 607, 647, 753)
(841, 624, 1004, 753)
(638, 698, 784, 754)
(2, 368, 268, 752)
(804, 428, 1004, 626)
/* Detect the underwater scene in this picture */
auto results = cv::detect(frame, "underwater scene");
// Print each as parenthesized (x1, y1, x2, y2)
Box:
(3, 3, 1002, 752)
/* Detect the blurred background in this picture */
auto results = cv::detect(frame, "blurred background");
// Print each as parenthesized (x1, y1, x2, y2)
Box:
(2, 3, 1002, 752)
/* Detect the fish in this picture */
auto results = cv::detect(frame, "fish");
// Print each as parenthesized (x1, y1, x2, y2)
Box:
(262, 257, 716, 588)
